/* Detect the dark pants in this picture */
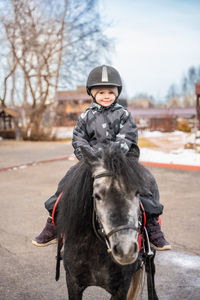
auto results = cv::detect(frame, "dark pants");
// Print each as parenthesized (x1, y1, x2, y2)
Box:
(45, 166, 163, 218)
(137, 167, 163, 217)
(45, 166, 75, 216)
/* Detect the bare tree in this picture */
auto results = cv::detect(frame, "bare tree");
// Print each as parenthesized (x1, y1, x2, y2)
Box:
(166, 84, 182, 108)
(166, 84, 178, 99)
(0, 0, 111, 140)
(180, 66, 200, 107)
(165, 65, 200, 108)
(129, 93, 155, 109)
(0, 57, 17, 109)
(181, 66, 197, 94)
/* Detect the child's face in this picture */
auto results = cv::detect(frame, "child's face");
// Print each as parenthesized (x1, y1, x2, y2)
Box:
(94, 88, 116, 107)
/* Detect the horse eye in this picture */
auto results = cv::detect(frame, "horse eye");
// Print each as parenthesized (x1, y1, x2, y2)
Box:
(94, 193, 101, 201)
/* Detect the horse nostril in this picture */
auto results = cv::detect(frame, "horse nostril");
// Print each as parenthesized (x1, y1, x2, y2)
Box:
(113, 242, 138, 258)
(113, 243, 123, 256)
(133, 242, 138, 253)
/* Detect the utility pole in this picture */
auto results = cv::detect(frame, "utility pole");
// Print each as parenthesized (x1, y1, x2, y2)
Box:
(195, 83, 200, 151)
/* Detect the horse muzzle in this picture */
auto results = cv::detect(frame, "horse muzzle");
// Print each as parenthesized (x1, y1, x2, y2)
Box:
(109, 232, 139, 265)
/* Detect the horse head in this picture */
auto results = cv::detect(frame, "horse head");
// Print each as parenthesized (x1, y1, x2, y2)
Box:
(81, 145, 141, 266)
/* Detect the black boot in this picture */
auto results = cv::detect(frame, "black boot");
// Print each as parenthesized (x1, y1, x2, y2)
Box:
(146, 217, 171, 251)
(32, 217, 57, 247)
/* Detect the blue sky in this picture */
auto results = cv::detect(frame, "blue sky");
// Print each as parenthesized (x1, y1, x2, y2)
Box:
(99, 0, 200, 101)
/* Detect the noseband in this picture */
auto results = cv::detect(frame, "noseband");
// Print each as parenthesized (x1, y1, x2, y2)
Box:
(93, 172, 138, 252)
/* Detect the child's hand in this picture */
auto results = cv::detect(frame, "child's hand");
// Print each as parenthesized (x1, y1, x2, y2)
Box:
(120, 142, 129, 154)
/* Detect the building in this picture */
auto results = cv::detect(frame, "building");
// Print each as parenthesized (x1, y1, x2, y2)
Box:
(129, 107, 196, 132)
(0, 107, 20, 139)
(55, 86, 92, 126)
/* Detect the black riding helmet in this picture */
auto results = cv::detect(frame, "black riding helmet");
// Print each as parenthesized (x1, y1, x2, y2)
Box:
(86, 65, 122, 98)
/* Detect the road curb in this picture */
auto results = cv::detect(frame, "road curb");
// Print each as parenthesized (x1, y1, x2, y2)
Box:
(141, 161, 200, 171)
(0, 155, 72, 172)
(0, 155, 200, 172)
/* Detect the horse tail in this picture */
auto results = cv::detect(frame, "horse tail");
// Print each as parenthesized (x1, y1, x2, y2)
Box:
(126, 264, 145, 300)
(55, 235, 63, 281)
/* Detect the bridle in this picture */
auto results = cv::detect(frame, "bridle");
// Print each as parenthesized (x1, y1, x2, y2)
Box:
(92, 172, 139, 253)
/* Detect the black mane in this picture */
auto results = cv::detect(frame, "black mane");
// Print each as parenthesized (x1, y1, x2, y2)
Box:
(57, 145, 148, 239)
(102, 145, 147, 193)
(57, 160, 93, 239)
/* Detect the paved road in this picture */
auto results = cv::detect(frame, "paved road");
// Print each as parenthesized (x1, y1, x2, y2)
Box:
(0, 140, 72, 169)
(0, 141, 200, 299)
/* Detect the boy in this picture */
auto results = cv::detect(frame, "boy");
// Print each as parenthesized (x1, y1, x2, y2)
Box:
(32, 65, 171, 251)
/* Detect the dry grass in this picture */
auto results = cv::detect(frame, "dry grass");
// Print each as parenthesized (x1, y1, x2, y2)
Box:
(54, 137, 72, 142)
(138, 137, 158, 148)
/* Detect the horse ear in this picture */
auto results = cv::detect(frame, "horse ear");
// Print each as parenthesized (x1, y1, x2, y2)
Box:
(80, 146, 99, 169)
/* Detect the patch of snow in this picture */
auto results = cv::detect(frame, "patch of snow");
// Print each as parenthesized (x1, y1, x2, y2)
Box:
(140, 148, 200, 166)
(157, 251, 200, 271)
(170, 148, 185, 154)
(141, 130, 195, 143)
(68, 156, 75, 161)
(52, 127, 73, 139)
(19, 165, 27, 169)
(172, 130, 187, 136)
(142, 131, 164, 137)
(186, 133, 195, 143)
(167, 136, 179, 141)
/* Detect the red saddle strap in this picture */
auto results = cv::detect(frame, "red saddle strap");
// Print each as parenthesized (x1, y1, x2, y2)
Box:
(138, 202, 162, 252)
(52, 191, 63, 226)
(138, 234, 142, 251)
(140, 201, 146, 230)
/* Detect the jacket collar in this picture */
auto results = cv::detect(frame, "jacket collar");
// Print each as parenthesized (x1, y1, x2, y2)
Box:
(91, 102, 117, 111)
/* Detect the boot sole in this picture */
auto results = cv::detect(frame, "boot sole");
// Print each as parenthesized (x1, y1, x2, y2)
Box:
(32, 238, 58, 247)
(150, 242, 172, 251)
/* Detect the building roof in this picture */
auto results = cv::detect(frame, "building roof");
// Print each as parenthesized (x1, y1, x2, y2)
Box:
(0, 107, 19, 118)
(129, 107, 196, 119)
(56, 86, 90, 101)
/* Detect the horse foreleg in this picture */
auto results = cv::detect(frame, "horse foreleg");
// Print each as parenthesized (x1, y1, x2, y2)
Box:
(55, 235, 63, 281)
(110, 281, 134, 300)
(65, 270, 85, 300)
(145, 255, 158, 300)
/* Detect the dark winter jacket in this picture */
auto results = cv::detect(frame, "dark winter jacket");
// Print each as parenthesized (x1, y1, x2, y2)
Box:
(45, 102, 163, 218)
(72, 102, 140, 160)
